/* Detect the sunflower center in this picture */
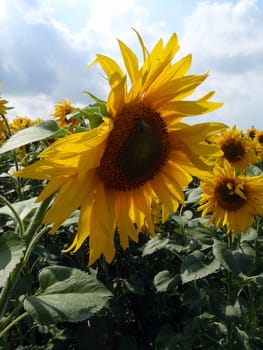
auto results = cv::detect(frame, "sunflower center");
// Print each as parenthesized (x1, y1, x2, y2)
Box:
(248, 130, 256, 139)
(215, 180, 246, 211)
(97, 103, 170, 191)
(221, 140, 245, 163)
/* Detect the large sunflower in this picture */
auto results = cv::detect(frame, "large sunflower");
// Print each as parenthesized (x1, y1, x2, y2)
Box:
(198, 160, 263, 234)
(14, 31, 225, 265)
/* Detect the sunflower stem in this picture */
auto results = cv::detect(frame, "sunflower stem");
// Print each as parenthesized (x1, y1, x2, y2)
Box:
(24, 194, 53, 245)
(0, 312, 27, 338)
(0, 195, 25, 237)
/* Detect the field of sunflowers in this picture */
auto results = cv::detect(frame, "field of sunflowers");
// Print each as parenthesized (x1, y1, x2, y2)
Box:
(1, 31, 263, 349)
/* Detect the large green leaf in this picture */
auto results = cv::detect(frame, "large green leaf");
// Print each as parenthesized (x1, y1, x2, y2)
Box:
(24, 266, 112, 324)
(0, 120, 59, 154)
(180, 250, 220, 284)
(142, 235, 192, 256)
(213, 239, 255, 276)
(0, 231, 26, 288)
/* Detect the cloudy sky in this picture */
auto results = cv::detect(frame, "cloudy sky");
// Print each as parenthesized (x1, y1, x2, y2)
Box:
(1, 0, 263, 131)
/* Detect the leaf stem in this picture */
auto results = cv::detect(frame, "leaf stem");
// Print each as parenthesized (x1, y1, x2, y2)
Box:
(0, 312, 27, 339)
(0, 195, 25, 237)
(24, 194, 53, 244)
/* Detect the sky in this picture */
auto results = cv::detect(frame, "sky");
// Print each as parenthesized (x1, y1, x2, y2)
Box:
(1, 0, 263, 131)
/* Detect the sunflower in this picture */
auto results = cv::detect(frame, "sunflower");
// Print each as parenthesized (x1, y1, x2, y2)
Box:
(198, 160, 263, 233)
(14, 31, 225, 265)
(10, 116, 42, 134)
(0, 119, 9, 143)
(211, 125, 260, 171)
(51, 99, 78, 130)
(0, 97, 9, 116)
(246, 126, 258, 140)
(255, 130, 263, 150)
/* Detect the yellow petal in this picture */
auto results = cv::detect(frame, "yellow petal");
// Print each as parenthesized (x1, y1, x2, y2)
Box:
(118, 39, 140, 84)
(94, 54, 124, 88)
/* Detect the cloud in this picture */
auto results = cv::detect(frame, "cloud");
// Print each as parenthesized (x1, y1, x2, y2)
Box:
(1, 0, 262, 131)
(180, 0, 263, 129)
(0, 0, 168, 119)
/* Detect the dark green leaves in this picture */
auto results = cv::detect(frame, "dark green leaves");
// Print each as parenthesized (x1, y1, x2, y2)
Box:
(180, 250, 220, 284)
(24, 266, 112, 324)
(0, 232, 26, 288)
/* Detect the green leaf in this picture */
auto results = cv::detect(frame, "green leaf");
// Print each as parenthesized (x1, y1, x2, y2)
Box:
(24, 266, 112, 324)
(154, 270, 180, 293)
(16, 346, 53, 350)
(213, 239, 256, 276)
(171, 210, 193, 226)
(212, 239, 228, 266)
(80, 106, 104, 129)
(225, 299, 242, 320)
(142, 235, 171, 256)
(0, 232, 26, 288)
(246, 164, 263, 176)
(240, 227, 258, 242)
(82, 92, 108, 116)
(142, 234, 200, 256)
(0, 120, 59, 154)
(0, 197, 39, 221)
(180, 250, 220, 284)
(185, 187, 202, 204)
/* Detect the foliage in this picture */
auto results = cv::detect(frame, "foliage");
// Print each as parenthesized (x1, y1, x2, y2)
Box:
(1, 110, 263, 349)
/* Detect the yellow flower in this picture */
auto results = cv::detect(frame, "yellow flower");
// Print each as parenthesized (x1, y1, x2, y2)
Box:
(198, 161, 263, 234)
(211, 125, 260, 171)
(0, 98, 9, 116)
(16, 145, 29, 165)
(0, 119, 9, 143)
(51, 99, 78, 130)
(252, 130, 263, 159)
(10, 116, 42, 134)
(246, 126, 258, 140)
(14, 31, 225, 265)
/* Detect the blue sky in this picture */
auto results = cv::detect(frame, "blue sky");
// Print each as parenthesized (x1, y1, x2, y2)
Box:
(1, 0, 263, 130)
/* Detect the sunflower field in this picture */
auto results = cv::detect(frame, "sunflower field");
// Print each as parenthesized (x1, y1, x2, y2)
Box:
(1, 31, 263, 350)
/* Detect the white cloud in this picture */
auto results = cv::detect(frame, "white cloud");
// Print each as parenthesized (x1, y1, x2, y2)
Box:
(5, 93, 54, 120)
(0, 0, 168, 120)
(1, 0, 263, 131)
(180, 0, 263, 130)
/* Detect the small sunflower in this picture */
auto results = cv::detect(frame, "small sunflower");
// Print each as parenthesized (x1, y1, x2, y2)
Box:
(51, 99, 78, 130)
(211, 125, 260, 171)
(0, 119, 9, 143)
(14, 31, 225, 264)
(0, 98, 9, 116)
(198, 161, 263, 234)
(246, 126, 258, 140)
(10, 116, 42, 134)
(255, 130, 263, 148)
